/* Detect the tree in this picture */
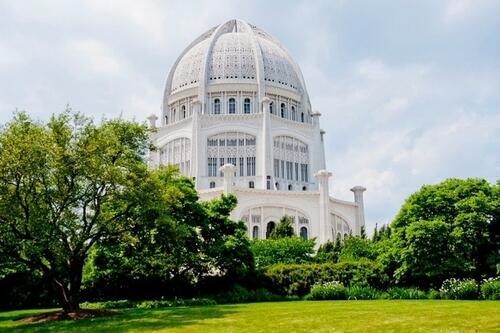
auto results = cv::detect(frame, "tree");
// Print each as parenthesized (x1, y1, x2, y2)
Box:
(391, 178, 500, 287)
(251, 237, 315, 268)
(0, 111, 150, 311)
(269, 215, 295, 239)
(84, 167, 254, 299)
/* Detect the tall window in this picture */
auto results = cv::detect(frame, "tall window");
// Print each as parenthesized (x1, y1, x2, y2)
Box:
(301, 112, 304, 122)
(182, 105, 186, 118)
(247, 157, 256, 176)
(165, 115, 169, 125)
(228, 98, 236, 114)
(207, 132, 256, 179)
(266, 222, 276, 238)
(244, 98, 251, 113)
(300, 227, 308, 240)
(252, 226, 259, 239)
(281, 103, 286, 118)
(209, 181, 216, 188)
(160, 137, 191, 176)
(269, 102, 274, 114)
(172, 108, 176, 121)
(214, 98, 221, 114)
(291, 106, 296, 121)
(249, 181, 255, 188)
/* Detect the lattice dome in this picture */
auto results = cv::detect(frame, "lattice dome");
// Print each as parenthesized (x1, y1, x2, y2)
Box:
(165, 19, 309, 103)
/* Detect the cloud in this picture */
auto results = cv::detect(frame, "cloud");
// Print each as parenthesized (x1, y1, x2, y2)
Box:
(64, 39, 124, 77)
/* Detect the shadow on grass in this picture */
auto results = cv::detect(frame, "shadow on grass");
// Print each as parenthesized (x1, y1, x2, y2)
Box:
(1, 306, 238, 333)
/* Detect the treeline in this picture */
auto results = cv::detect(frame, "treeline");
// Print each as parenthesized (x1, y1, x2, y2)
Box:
(0, 111, 499, 310)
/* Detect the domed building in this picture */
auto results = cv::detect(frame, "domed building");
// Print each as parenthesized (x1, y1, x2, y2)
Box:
(148, 19, 366, 244)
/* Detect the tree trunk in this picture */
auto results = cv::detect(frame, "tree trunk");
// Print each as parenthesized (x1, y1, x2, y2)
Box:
(51, 257, 84, 312)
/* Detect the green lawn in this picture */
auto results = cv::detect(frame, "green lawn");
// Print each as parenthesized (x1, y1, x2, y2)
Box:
(0, 300, 499, 333)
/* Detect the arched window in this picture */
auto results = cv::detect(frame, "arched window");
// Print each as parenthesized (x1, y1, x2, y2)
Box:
(249, 181, 255, 188)
(275, 182, 279, 190)
(182, 105, 186, 118)
(252, 226, 259, 239)
(165, 115, 169, 125)
(214, 98, 221, 114)
(280, 103, 286, 118)
(244, 98, 251, 113)
(301, 112, 305, 122)
(209, 181, 216, 188)
(291, 106, 296, 121)
(300, 227, 308, 240)
(269, 102, 274, 114)
(288, 184, 293, 191)
(302, 186, 307, 191)
(172, 108, 176, 121)
(228, 98, 236, 114)
(266, 221, 276, 238)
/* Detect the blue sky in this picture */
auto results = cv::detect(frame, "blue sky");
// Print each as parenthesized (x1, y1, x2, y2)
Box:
(1, 0, 499, 232)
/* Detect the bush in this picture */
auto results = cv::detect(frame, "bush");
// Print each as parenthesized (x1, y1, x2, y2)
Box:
(305, 281, 347, 300)
(81, 298, 216, 310)
(427, 289, 441, 299)
(346, 286, 381, 300)
(251, 237, 315, 268)
(481, 277, 500, 300)
(386, 287, 428, 299)
(264, 260, 387, 296)
(440, 278, 479, 300)
(213, 285, 294, 304)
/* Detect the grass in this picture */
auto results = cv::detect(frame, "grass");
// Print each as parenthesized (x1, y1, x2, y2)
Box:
(0, 300, 499, 333)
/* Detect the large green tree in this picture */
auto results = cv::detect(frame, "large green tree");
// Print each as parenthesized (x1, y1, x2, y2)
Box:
(391, 178, 500, 287)
(84, 167, 254, 298)
(0, 111, 151, 311)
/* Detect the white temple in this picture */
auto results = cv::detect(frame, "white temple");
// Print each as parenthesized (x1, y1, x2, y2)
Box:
(148, 19, 366, 244)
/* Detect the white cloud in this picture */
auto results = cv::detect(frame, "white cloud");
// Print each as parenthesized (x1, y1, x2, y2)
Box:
(64, 39, 124, 77)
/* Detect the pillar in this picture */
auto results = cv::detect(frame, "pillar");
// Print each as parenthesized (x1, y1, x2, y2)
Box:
(350, 186, 367, 235)
(315, 169, 332, 244)
(261, 97, 272, 190)
(220, 163, 236, 194)
(191, 98, 201, 187)
(147, 114, 158, 129)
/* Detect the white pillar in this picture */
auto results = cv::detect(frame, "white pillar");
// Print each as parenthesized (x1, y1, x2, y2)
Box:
(220, 163, 236, 194)
(315, 169, 332, 245)
(350, 186, 367, 235)
(147, 114, 158, 129)
(261, 97, 271, 190)
(191, 99, 201, 186)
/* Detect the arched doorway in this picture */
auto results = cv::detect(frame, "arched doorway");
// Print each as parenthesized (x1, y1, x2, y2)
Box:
(266, 221, 276, 239)
(300, 226, 308, 240)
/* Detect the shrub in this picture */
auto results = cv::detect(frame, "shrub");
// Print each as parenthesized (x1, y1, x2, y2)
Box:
(386, 287, 427, 299)
(440, 278, 479, 300)
(81, 298, 216, 310)
(213, 285, 293, 304)
(305, 281, 347, 300)
(251, 237, 315, 268)
(427, 289, 441, 299)
(346, 286, 381, 300)
(264, 260, 387, 296)
(481, 277, 500, 300)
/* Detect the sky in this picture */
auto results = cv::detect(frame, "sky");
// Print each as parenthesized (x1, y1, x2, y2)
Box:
(1, 0, 499, 233)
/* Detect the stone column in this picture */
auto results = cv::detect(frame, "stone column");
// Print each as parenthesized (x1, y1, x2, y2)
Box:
(220, 163, 236, 194)
(261, 97, 271, 189)
(191, 99, 201, 187)
(315, 169, 332, 245)
(350, 186, 367, 235)
(147, 114, 158, 129)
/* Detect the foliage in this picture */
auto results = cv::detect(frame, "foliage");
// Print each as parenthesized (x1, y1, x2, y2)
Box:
(315, 237, 342, 263)
(480, 277, 500, 300)
(305, 281, 347, 300)
(269, 215, 295, 239)
(345, 286, 381, 300)
(251, 237, 314, 268)
(212, 285, 294, 304)
(385, 287, 427, 299)
(439, 278, 479, 300)
(391, 178, 500, 288)
(0, 111, 151, 311)
(264, 260, 387, 296)
(81, 298, 217, 310)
